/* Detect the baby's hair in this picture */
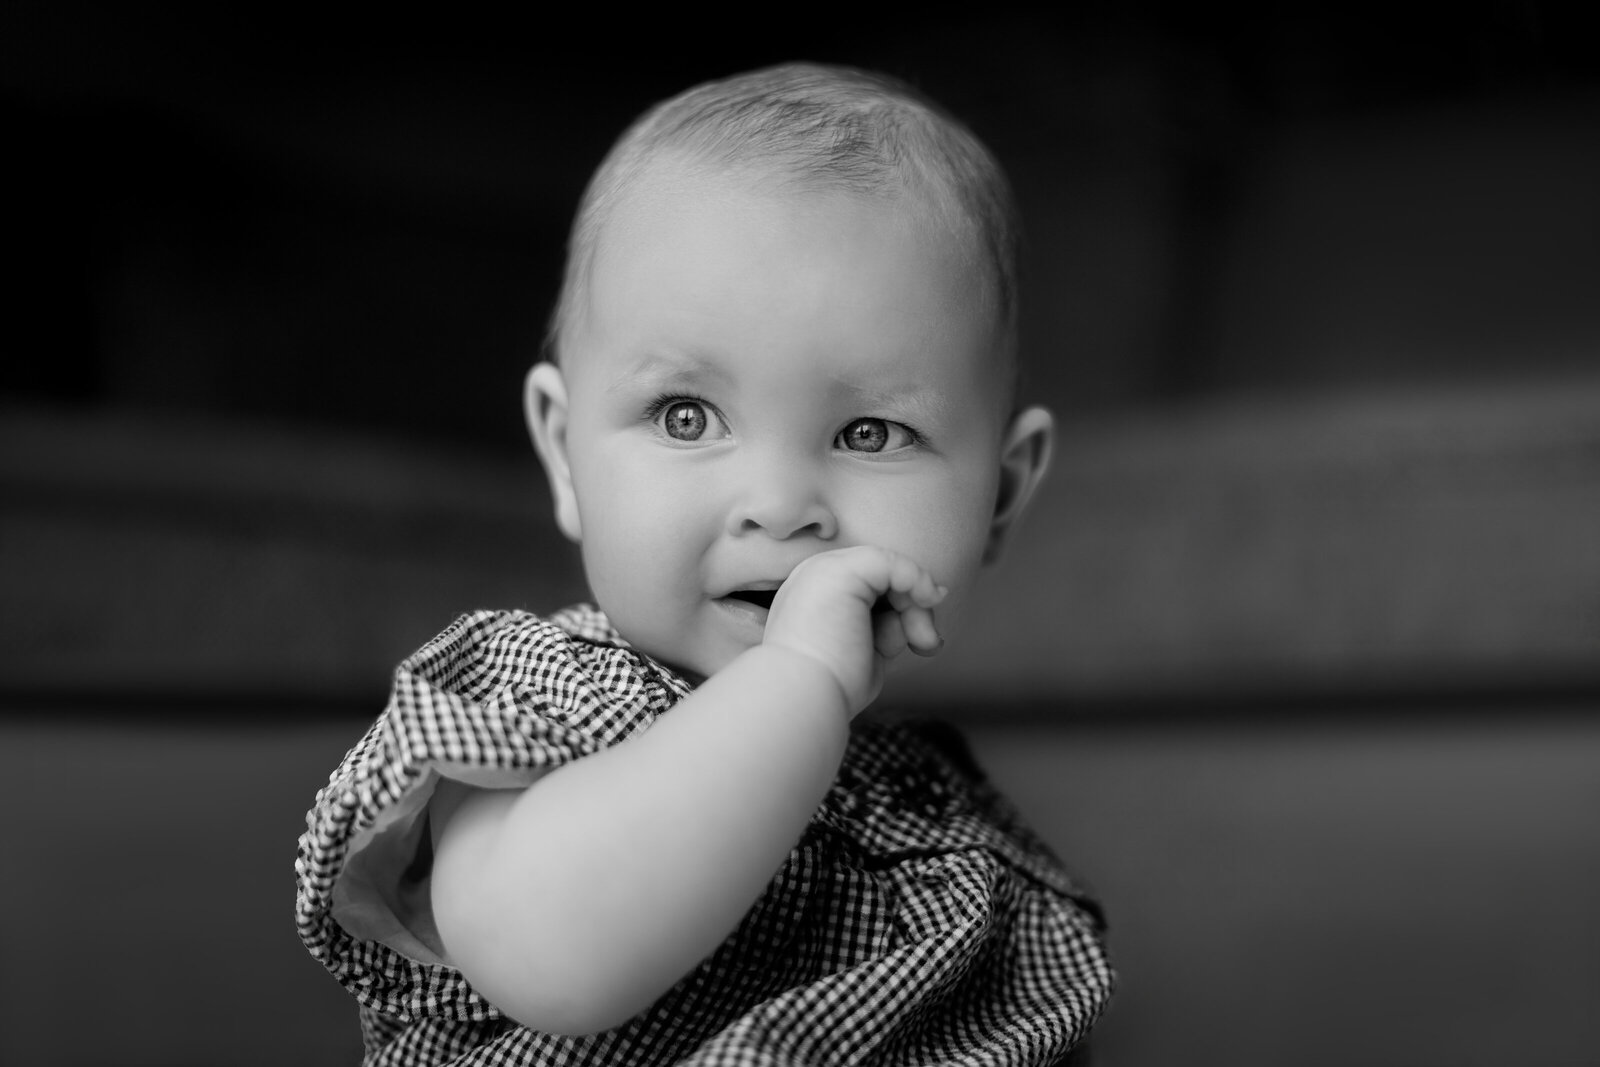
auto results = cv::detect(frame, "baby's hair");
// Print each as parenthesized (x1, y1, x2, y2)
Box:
(546, 62, 1022, 382)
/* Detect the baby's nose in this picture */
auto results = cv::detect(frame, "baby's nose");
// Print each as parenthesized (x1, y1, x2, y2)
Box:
(725, 455, 838, 540)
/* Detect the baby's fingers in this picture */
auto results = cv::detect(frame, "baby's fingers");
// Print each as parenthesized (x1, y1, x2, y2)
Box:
(873, 603, 941, 658)
(898, 604, 943, 656)
(873, 609, 909, 660)
(882, 551, 947, 610)
(875, 594, 942, 657)
(875, 551, 945, 656)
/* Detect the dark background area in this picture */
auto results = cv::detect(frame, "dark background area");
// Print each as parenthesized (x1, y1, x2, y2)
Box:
(8, 4, 1598, 444)
(3, 5, 1598, 1066)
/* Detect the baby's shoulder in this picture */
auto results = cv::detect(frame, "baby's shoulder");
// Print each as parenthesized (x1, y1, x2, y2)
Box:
(398, 606, 613, 692)
(393, 605, 690, 738)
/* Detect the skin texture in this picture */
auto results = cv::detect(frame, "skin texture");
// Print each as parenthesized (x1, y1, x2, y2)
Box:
(429, 161, 1055, 1034)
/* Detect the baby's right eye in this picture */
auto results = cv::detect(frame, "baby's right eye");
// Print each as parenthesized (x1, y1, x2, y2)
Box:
(652, 398, 728, 442)
(662, 400, 706, 440)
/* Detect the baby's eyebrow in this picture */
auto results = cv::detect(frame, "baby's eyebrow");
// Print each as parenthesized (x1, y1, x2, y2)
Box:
(839, 383, 952, 426)
(607, 352, 734, 395)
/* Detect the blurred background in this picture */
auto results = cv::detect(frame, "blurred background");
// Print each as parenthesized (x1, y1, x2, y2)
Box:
(3, 5, 1597, 1065)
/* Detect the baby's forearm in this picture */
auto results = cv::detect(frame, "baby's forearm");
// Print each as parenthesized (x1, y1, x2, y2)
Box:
(429, 643, 850, 1035)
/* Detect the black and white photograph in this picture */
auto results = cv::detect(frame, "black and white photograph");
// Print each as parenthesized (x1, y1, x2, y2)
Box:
(3, 6, 1597, 1065)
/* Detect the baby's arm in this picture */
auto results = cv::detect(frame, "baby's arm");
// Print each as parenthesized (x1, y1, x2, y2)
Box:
(428, 547, 944, 1035)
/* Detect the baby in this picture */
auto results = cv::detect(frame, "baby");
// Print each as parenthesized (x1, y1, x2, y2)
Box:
(297, 62, 1113, 1066)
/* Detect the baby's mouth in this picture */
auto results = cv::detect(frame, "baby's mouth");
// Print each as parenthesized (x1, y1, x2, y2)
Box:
(725, 588, 778, 611)
(721, 590, 891, 613)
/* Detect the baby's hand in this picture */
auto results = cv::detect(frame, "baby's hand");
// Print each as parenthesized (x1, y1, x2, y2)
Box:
(762, 546, 947, 717)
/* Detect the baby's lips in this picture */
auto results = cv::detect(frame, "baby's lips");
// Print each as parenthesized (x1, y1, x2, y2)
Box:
(721, 576, 789, 610)
(725, 587, 779, 610)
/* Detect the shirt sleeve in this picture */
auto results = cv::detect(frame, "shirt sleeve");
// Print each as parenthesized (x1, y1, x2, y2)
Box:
(293, 609, 679, 1021)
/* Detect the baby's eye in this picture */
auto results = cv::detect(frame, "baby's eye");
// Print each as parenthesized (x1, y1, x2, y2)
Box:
(837, 418, 914, 454)
(655, 398, 727, 442)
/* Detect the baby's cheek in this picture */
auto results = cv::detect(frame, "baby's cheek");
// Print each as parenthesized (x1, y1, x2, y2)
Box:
(893, 512, 989, 589)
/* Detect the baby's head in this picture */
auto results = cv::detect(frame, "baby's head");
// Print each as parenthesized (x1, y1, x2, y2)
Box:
(549, 62, 1023, 398)
(527, 62, 1053, 683)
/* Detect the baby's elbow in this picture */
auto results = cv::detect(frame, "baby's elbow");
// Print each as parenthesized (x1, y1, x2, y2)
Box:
(497, 974, 648, 1036)
(428, 789, 682, 1033)
(447, 933, 657, 1035)
(434, 885, 652, 1032)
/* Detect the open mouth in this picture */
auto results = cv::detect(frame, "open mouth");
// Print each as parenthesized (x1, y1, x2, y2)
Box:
(725, 588, 778, 611)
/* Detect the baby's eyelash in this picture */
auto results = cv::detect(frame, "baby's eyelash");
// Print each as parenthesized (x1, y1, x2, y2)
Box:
(640, 391, 724, 426)
(838, 417, 925, 454)
(642, 391, 731, 444)
(641, 392, 706, 422)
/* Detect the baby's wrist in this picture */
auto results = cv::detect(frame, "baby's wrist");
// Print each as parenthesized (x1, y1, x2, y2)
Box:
(740, 643, 855, 721)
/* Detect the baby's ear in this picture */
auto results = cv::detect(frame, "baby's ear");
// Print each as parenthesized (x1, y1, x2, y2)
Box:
(984, 405, 1054, 564)
(524, 362, 583, 543)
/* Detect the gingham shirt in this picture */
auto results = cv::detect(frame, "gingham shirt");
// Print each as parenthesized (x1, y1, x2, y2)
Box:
(296, 606, 1114, 1066)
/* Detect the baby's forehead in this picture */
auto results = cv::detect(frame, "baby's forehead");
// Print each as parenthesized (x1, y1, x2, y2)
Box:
(563, 156, 1016, 407)
(606, 157, 1000, 298)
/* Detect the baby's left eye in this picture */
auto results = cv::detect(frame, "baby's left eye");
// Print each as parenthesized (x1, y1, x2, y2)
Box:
(837, 418, 914, 454)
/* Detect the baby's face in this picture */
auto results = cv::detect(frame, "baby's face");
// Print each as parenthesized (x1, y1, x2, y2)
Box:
(539, 166, 1024, 682)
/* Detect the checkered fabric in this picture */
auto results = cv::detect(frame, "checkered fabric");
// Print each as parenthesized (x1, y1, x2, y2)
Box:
(296, 607, 1114, 1066)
